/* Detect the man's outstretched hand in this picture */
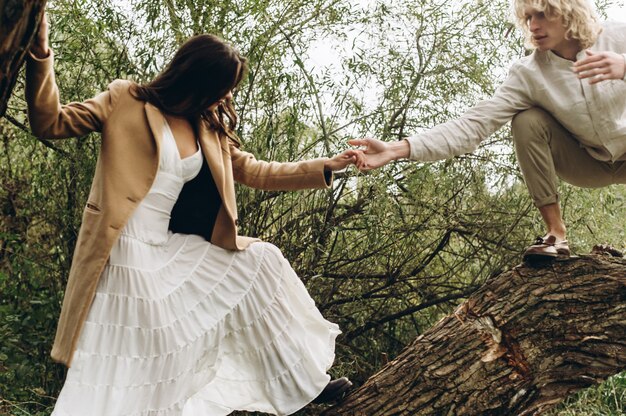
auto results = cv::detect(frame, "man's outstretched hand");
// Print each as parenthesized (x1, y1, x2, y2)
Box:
(348, 138, 410, 171)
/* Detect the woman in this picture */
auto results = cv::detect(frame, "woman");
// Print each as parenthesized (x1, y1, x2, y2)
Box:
(350, 0, 626, 261)
(27, 15, 355, 415)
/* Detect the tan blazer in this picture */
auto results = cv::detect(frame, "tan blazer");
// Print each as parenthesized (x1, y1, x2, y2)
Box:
(26, 52, 332, 367)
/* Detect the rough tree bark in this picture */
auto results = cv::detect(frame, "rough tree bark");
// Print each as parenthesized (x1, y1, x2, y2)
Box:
(323, 254, 626, 416)
(0, 0, 46, 116)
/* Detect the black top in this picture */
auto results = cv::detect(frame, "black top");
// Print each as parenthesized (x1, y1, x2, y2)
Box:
(168, 157, 222, 241)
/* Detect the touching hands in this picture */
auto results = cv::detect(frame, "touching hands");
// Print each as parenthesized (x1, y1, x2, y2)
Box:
(573, 50, 626, 84)
(31, 13, 50, 59)
(323, 149, 360, 172)
(348, 138, 410, 171)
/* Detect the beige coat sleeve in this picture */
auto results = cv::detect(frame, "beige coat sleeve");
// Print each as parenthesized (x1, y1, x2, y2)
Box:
(229, 143, 333, 191)
(25, 50, 120, 139)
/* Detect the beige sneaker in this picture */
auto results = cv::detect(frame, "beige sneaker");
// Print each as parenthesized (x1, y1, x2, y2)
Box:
(523, 235, 570, 262)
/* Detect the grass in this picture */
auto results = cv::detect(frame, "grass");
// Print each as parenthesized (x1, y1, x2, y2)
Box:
(548, 372, 626, 416)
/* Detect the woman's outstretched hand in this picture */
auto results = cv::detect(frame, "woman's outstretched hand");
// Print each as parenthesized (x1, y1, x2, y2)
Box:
(348, 138, 410, 171)
(323, 149, 360, 171)
(31, 13, 50, 59)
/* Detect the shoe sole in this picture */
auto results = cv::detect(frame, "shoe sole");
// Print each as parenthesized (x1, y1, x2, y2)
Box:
(523, 252, 569, 263)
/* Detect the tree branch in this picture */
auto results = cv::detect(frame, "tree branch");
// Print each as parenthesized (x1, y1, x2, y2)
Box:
(323, 254, 626, 415)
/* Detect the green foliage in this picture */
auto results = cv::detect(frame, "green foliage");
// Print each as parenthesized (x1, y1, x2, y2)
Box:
(1, 0, 625, 414)
(548, 373, 626, 416)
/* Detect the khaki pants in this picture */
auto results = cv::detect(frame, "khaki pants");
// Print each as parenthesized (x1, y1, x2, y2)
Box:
(512, 107, 626, 208)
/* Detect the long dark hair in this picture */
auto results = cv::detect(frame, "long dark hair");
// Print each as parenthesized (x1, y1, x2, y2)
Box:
(132, 34, 247, 145)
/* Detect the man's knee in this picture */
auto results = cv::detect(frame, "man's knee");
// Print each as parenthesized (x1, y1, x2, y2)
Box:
(511, 107, 556, 145)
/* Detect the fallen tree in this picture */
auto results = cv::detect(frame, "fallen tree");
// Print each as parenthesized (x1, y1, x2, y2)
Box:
(0, 0, 46, 116)
(323, 253, 626, 416)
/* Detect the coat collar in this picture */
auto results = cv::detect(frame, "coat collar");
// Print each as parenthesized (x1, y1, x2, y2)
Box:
(143, 102, 236, 220)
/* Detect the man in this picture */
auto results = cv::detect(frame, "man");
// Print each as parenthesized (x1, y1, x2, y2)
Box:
(350, 0, 626, 261)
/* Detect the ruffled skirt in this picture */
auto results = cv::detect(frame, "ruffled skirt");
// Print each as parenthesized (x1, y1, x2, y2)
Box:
(52, 233, 339, 415)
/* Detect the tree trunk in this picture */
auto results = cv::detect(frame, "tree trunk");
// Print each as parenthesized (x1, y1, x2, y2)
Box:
(0, 0, 46, 116)
(323, 254, 626, 416)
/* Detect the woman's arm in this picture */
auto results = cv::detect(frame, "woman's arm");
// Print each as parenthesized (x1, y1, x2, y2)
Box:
(30, 12, 50, 59)
(230, 144, 357, 191)
(26, 14, 117, 139)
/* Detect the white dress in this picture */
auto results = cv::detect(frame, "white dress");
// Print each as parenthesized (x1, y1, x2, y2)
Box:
(52, 120, 340, 416)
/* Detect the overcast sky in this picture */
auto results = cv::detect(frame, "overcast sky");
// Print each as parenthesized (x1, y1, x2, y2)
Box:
(607, 2, 626, 21)
(607, 2, 626, 20)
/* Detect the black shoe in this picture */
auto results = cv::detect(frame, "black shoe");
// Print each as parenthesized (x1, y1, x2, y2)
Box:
(312, 377, 353, 404)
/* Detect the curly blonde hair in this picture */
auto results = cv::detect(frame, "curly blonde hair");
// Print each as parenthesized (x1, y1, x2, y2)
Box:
(512, 0, 602, 49)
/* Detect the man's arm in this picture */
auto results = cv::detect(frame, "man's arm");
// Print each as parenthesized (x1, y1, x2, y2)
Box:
(351, 62, 535, 169)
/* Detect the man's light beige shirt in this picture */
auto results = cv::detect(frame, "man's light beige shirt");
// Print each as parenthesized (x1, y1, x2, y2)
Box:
(408, 21, 626, 162)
